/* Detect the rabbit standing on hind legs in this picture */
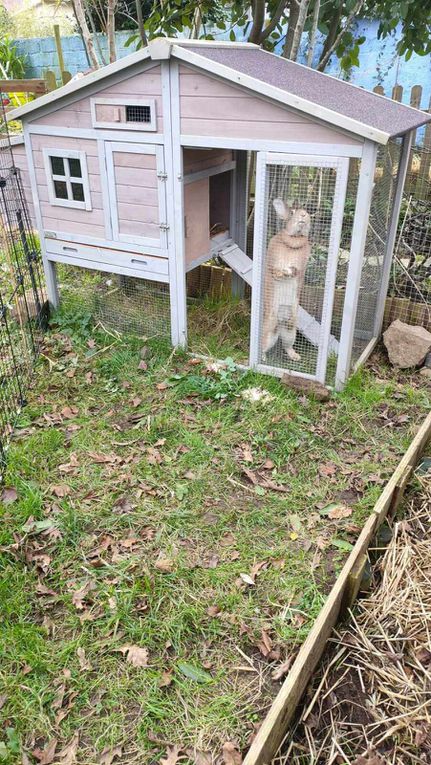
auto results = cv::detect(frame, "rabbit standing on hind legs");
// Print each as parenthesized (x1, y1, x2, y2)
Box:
(261, 199, 311, 363)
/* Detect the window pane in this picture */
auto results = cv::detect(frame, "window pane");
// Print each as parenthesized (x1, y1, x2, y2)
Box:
(53, 180, 68, 199)
(51, 156, 65, 175)
(68, 158, 82, 178)
(71, 183, 85, 202)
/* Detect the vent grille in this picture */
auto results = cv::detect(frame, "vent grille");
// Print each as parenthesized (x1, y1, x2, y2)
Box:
(125, 104, 152, 123)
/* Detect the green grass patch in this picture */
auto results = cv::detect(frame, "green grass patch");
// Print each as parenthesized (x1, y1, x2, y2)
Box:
(0, 300, 429, 764)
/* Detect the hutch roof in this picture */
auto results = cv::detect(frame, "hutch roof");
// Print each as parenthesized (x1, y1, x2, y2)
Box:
(8, 38, 431, 145)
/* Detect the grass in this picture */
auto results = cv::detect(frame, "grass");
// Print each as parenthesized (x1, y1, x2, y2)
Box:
(0, 294, 430, 764)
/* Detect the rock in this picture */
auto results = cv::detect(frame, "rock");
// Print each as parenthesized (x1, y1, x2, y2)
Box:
(383, 320, 431, 368)
(420, 367, 431, 379)
(424, 351, 431, 368)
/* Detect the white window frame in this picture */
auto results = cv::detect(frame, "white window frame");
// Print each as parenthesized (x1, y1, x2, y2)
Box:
(43, 148, 92, 211)
(90, 98, 157, 131)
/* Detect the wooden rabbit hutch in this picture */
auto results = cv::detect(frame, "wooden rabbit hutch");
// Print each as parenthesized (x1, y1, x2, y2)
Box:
(7, 38, 430, 388)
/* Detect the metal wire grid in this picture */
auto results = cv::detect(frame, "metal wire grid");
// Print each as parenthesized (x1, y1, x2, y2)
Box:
(258, 161, 339, 378)
(0, 106, 47, 471)
(57, 265, 171, 339)
(386, 142, 431, 330)
(125, 105, 152, 123)
(350, 139, 401, 368)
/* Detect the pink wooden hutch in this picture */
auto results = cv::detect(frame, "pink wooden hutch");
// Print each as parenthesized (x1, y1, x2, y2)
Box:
(7, 39, 430, 388)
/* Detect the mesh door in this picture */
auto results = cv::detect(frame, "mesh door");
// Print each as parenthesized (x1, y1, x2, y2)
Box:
(251, 153, 349, 382)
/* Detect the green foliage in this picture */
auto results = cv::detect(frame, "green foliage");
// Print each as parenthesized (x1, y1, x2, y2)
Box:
(0, 38, 26, 80)
(0, 5, 15, 40)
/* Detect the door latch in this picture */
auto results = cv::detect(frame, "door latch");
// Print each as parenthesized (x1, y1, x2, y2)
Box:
(157, 172, 168, 181)
(159, 222, 170, 231)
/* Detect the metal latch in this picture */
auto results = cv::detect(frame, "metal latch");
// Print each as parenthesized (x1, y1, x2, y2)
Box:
(157, 172, 168, 180)
(159, 222, 170, 230)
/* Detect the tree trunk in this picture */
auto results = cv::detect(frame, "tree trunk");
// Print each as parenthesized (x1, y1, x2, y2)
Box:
(248, 0, 266, 44)
(72, 0, 99, 68)
(135, 0, 147, 46)
(107, 0, 117, 63)
(289, 0, 310, 61)
(306, 0, 320, 66)
(282, 0, 299, 58)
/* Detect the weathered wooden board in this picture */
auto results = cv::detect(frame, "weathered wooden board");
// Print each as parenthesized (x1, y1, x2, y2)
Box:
(243, 410, 431, 765)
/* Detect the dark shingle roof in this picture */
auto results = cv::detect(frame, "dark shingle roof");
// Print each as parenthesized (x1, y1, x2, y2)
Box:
(186, 45, 430, 139)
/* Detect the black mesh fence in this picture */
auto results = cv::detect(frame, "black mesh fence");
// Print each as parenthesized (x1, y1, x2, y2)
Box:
(0, 106, 48, 476)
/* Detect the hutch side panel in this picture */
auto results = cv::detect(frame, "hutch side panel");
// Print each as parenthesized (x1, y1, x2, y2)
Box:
(183, 148, 233, 174)
(184, 177, 210, 266)
(30, 133, 105, 239)
(178, 65, 362, 146)
(29, 65, 164, 133)
(10, 141, 36, 226)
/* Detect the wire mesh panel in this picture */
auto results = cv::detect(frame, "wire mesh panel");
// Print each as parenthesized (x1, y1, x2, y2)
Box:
(350, 139, 402, 368)
(0, 110, 47, 473)
(56, 265, 171, 339)
(251, 153, 349, 383)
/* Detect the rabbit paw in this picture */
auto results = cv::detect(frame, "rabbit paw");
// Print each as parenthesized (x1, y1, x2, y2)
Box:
(287, 348, 301, 361)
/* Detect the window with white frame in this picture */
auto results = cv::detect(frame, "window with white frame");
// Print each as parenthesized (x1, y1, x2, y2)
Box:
(43, 149, 92, 210)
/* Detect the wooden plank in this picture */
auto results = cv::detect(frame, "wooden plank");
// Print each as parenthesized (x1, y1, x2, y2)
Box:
(392, 84, 403, 102)
(415, 95, 431, 199)
(0, 79, 47, 94)
(243, 410, 431, 765)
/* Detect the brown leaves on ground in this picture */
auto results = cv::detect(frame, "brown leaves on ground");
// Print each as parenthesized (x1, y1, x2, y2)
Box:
(222, 741, 242, 765)
(98, 745, 123, 765)
(242, 467, 289, 493)
(326, 504, 353, 520)
(155, 557, 175, 573)
(160, 745, 181, 765)
(238, 560, 268, 587)
(271, 655, 294, 680)
(51, 484, 71, 498)
(71, 580, 96, 610)
(1, 486, 18, 504)
(119, 644, 149, 668)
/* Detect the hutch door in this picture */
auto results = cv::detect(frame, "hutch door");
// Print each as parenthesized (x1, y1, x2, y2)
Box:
(250, 152, 349, 384)
(105, 142, 168, 255)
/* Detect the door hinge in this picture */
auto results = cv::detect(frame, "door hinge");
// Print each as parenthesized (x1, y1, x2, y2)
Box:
(159, 222, 170, 231)
(157, 172, 168, 181)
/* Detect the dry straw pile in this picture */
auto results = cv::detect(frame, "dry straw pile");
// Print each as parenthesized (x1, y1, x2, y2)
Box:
(274, 464, 431, 765)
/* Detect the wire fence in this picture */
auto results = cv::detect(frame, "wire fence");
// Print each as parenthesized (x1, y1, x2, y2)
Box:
(0, 106, 47, 476)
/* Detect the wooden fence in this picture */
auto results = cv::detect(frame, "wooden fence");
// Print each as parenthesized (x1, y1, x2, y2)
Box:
(373, 83, 431, 199)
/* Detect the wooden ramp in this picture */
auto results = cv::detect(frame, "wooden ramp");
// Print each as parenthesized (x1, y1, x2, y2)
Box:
(218, 243, 339, 354)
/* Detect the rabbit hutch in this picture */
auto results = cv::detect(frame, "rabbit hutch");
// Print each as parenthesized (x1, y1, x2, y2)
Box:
(7, 38, 430, 389)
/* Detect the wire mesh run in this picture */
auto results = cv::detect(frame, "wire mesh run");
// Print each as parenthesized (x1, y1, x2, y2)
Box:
(350, 140, 402, 368)
(257, 160, 341, 379)
(56, 265, 171, 339)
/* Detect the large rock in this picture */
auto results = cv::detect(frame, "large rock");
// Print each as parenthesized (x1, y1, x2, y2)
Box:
(383, 319, 431, 368)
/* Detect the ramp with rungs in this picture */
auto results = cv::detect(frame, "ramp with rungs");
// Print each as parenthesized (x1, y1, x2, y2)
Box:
(218, 242, 339, 354)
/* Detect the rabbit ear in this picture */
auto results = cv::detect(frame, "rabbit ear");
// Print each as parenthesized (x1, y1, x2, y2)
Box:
(290, 198, 300, 210)
(273, 198, 288, 219)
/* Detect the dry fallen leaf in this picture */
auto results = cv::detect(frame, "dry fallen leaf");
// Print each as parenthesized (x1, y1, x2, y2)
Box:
(57, 733, 79, 765)
(160, 745, 181, 765)
(71, 580, 96, 610)
(1, 486, 18, 504)
(155, 558, 174, 573)
(271, 656, 293, 680)
(159, 669, 173, 688)
(51, 484, 71, 498)
(327, 504, 353, 520)
(32, 739, 58, 765)
(119, 644, 149, 668)
(77, 647, 91, 671)
(222, 741, 242, 765)
(98, 745, 123, 765)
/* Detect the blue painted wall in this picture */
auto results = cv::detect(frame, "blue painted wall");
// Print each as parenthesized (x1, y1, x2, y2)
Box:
(12, 19, 430, 108)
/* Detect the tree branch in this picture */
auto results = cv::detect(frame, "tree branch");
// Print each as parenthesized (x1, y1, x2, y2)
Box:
(260, 0, 289, 42)
(306, 0, 320, 66)
(289, 0, 310, 61)
(317, 0, 365, 71)
(72, 0, 99, 68)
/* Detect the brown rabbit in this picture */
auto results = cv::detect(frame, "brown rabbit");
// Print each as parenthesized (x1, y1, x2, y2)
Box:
(261, 199, 311, 362)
